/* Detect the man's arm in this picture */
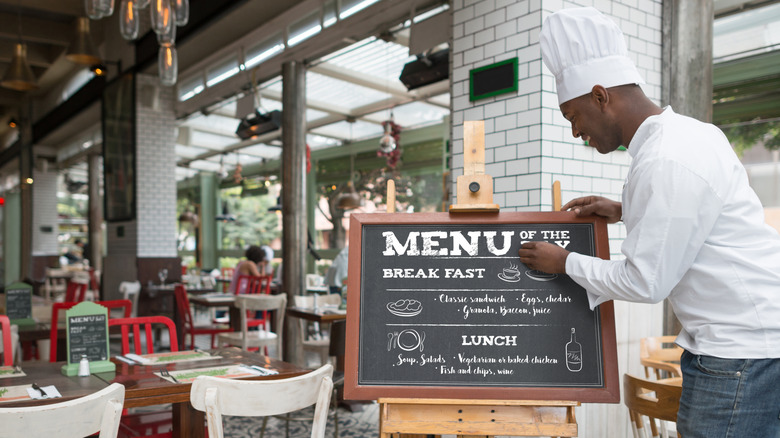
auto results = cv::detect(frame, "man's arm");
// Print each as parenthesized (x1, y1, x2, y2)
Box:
(562, 196, 622, 223)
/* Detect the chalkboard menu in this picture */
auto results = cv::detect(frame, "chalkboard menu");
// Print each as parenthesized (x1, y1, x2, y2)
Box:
(4, 282, 33, 323)
(344, 212, 619, 403)
(66, 303, 109, 364)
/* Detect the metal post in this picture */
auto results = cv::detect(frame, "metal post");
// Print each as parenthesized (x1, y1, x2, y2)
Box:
(281, 60, 307, 364)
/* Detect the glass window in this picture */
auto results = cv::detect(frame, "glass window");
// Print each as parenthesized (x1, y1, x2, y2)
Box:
(206, 55, 240, 88)
(244, 34, 285, 69)
(288, 11, 321, 47)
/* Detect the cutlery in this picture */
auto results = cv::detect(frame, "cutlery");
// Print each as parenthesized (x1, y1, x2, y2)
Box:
(31, 382, 47, 398)
(159, 367, 179, 383)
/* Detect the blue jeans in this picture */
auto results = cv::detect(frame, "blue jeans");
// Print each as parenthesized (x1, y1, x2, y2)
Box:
(677, 350, 780, 437)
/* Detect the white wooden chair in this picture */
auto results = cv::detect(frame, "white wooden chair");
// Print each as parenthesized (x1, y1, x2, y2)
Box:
(0, 382, 125, 438)
(43, 267, 69, 302)
(217, 294, 287, 359)
(119, 281, 142, 317)
(294, 294, 342, 368)
(190, 364, 334, 438)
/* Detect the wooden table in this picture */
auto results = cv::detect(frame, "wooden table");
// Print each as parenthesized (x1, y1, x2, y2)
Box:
(97, 347, 307, 438)
(0, 360, 109, 408)
(188, 293, 240, 332)
(286, 306, 347, 324)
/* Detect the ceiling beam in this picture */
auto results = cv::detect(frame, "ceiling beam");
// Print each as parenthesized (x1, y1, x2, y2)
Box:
(0, 12, 73, 46)
(308, 62, 412, 98)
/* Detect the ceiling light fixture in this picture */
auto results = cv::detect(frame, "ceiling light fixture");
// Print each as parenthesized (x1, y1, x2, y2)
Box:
(1, 2, 38, 91)
(66, 17, 101, 66)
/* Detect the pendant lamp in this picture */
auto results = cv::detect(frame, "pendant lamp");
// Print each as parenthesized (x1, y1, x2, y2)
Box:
(1, 3, 38, 91)
(119, 0, 140, 40)
(66, 18, 101, 65)
(172, 0, 189, 26)
(1, 43, 38, 91)
(151, 0, 173, 36)
(158, 43, 177, 86)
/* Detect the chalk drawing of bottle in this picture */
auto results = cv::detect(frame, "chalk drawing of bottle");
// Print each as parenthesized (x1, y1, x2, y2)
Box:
(565, 328, 582, 372)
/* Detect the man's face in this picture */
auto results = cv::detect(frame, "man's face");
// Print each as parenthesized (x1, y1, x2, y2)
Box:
(559, 92, 622, 154)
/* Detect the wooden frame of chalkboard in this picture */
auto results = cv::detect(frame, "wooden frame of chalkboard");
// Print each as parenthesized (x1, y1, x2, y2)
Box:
(469, 57, 518, 101)
(344, 211, 619, 403)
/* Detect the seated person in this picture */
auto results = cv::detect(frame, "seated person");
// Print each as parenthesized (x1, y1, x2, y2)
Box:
(228, 245, 267, 294)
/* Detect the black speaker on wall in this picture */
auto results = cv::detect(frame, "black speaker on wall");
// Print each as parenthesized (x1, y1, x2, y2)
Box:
(399, 48, 449, 91)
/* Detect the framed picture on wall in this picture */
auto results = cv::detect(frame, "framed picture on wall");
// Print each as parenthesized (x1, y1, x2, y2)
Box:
(102, 73, 136, 222)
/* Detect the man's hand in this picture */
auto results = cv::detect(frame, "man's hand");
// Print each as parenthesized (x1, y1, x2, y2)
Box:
(562, 196, 622, 224)
(518, 242, 570, 274)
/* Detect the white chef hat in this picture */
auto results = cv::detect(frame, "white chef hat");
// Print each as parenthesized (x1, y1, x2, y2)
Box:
(540, 7, 645, 105)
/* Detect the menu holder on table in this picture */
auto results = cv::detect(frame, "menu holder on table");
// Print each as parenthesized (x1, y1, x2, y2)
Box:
(154, 364, 277, 383)
(62, 302, 115, 376)
(0, 366, 25, 378)
(125, 350, 222, 365)
(4, 282, 35, 326)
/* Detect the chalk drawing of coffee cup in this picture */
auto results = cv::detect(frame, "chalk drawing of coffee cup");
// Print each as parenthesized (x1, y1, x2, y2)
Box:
(498, 263, 522, 282)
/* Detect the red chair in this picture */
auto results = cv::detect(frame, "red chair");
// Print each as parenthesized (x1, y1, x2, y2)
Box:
(49, 299, 133, 362)
(109, 316, 178, 438)
(0, 315, 13, 366)
(232, 275, 273, 329)
(174, 284, 232, 350)
(64, 280, 89, 302)
(108, 316, 178, 355)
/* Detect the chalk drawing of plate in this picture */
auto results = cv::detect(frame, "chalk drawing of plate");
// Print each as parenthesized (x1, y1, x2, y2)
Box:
(525, 270, 558, 281)
(397, 329, 424, 351)
(498, 272, 521, 282)
(387, 299, 422, 317)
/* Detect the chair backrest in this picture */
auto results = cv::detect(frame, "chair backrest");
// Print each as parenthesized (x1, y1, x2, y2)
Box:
(234, 275, 270, 295)
(0, 382, 125, 438)
(190, 364, 334, 438)
(64, 280, 89, 302)
(174, 283, 195, 330)
(237, 294, 287, 352)
(0, 315, 13, 366)
(49, 300, 134, 362)
(640, 336, 683, 379)
(108, 316, 179, 355)
(623, 373, 682, 438)
(118, 281, 142, 318)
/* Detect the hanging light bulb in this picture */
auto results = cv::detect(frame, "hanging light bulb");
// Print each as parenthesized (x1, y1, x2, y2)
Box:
(100, 0, 116, 17)
(119, 0, 139, 40)
(85, 0, 106, 19)
(150, 0, 173, 36)
(156, 17, 175, 45)
(158, 42, 177, 86)
(172, 0, 189, 26)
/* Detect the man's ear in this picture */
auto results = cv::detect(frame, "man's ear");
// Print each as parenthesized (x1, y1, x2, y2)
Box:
(590, 85, 609, 110)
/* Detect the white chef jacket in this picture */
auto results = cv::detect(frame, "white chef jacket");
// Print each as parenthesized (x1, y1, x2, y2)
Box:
(565, 107, 780, 359)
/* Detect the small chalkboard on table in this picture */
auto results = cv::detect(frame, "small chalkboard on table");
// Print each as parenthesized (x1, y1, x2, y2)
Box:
(3, 282, 34, 326)
(62, 301, 115, 376)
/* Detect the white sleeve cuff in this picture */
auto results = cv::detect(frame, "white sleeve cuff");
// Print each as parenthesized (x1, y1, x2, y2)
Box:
(566, 252, 610, 310)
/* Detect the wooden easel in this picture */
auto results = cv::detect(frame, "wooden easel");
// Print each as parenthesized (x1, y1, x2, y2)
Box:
(378, 121, 580, 438)
(378, 398, 578, 438)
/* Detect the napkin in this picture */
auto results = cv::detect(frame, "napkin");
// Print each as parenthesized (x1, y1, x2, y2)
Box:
(27, 385, 62, 399)
(125, 354, 151, 364)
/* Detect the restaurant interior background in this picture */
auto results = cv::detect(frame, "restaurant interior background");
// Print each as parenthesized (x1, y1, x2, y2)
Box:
(0, 0, 777, 435)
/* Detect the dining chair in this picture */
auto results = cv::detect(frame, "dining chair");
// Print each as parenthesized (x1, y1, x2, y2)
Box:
(108, 316, 179, 438)
(640, 336, 683, 379)
(0, 314, 14, 366)
(217, 294, 286, 359)
(294, 294, 342, 368)
(43, 267, 69, 302)
(64, 279, 89, 302)
(108, 316, 179, 355)
(49, 299, 133, 362)
(623, 373, 682, 438)
(190, 364, 334, 438)
(214, 274, 273, 327)
(119, 281, 142, 318)
(174, 283, 233, 350)
(0, 382, 125, 438)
